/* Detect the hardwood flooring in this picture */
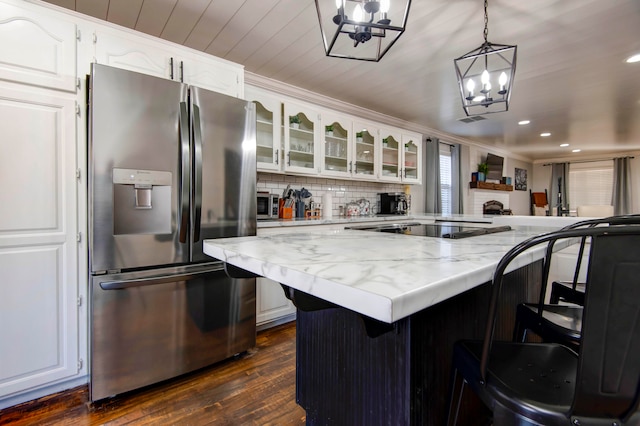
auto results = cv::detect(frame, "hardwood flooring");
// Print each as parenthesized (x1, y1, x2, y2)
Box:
(0, 322, 305, 425)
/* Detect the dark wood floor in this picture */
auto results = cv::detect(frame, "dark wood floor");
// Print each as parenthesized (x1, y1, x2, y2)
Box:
(0, 322, 305, 425)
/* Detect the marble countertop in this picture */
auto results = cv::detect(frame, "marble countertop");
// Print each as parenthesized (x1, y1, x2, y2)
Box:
(204, 224, 563, 323)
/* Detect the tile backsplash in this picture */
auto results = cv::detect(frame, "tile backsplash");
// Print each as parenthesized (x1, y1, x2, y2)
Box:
(257, 172, 409, 217)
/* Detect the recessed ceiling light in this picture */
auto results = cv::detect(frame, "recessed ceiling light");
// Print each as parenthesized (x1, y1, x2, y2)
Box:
(626, 53, 640, 63)
(540, 132, 551, 137)
(572, 149, 581, 153)
(560, 143, 569, 147)
(518, 120, 530, 125)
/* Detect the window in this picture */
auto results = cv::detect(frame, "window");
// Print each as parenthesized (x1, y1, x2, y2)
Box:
(440, 145, 452, 215)
(568, 160, 613, 210)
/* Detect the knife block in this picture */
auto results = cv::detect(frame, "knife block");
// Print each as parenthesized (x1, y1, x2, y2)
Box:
(278, 198, 293, 219)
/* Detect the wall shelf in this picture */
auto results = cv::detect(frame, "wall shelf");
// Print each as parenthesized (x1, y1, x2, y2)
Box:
(469, 181, 513, 191)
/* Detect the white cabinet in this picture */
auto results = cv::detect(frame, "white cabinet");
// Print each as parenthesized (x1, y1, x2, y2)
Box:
(94, 27, 243, 98)
(352, 121, 379, 181)
(0, 82, 79, 399)
(256, 278, 296, 329)
(320, 117, 380, 181)
(255, 227, 296, 329)
(379, 127, 403, 182)
(402, 132, 423, 184)
(283, 102, 321, 175)
(178, 51, 243, 98)
(245, 86, 282, 171)
(379, 128, 423, 184)
(247, 85, 423, 183)
(321, 112, 352, 178)
(0, 2, 76, 92)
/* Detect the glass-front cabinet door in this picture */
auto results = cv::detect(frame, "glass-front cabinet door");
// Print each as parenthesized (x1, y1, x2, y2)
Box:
(321, 112, 351, 178)
(379, 128, 402, 182)
(402, 132, 422, 184)
(352, 121, 378, 180)
(284, 102, 320, 175)
(245, 86, 282, 171)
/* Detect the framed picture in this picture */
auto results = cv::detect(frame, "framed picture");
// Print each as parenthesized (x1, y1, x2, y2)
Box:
(515, 168, 527, 191)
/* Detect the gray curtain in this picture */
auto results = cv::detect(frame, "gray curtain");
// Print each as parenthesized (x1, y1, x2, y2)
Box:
(550, 163, 570, 215)
(425, 137, 441, 214)
(451, 143, 464, 214)
(612, 157, 632, 215)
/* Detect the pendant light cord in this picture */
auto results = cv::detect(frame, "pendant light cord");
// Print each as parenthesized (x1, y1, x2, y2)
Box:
(483, 0, 489, 43)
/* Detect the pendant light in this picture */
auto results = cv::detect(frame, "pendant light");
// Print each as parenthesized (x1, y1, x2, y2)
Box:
(454, 0, 517, 116)
(315, 0, 412, 62)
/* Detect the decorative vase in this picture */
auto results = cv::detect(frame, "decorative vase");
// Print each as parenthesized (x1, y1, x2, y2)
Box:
(478, 172, 486, 182)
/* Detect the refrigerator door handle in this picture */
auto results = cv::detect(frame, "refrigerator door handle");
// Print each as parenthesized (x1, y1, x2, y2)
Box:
(99, 270, 206, 290)
(192, 103, 203, 242)
(178, 102, 190, 243)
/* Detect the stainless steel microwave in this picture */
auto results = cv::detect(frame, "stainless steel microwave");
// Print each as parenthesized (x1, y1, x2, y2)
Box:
(257, 192, 279, 219)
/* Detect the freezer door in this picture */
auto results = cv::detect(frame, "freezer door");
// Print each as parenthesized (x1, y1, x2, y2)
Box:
(89, 264, 256, 401)
(190, 87, 257, 262)
(89, 64, 189, 272)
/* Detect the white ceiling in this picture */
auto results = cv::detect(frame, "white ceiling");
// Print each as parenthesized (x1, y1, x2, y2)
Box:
(40, 0, 640, 161)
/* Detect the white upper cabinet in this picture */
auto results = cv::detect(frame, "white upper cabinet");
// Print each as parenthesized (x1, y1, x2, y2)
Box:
(177, 51, 243, 98)
(379, 128, 423, 183)
(402, 132, 423, 184)
(283, 102, 321, 175)
(352, 121, 379, 181)
(379, 127, 403, 182)
(94, 27, 243, 98)
(321, 112, 352, 179)
(94, 29, 174, 80)
(0, 2, 76, 92)
(245, 85, 282, 172)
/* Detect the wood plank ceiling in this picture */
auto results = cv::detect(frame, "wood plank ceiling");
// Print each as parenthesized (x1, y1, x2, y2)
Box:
(40, 0, 640, 161)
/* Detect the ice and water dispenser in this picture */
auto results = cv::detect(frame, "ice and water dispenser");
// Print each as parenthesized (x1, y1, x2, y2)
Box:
(112, 168, 172, 235)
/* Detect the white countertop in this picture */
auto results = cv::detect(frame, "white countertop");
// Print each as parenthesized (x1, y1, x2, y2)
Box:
(204, 223, 564, 323)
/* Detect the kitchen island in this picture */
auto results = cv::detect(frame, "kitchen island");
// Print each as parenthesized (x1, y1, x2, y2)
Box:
(203, 224, 568, 425)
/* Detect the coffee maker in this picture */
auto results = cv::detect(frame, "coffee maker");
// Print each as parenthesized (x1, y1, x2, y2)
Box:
(378, 192, 408, 215)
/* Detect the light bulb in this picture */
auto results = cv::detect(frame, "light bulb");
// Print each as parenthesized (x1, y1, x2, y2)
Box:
(353, 4, 363, 22)
(485, 81, 491, 91)
(497, 71, 508, 95)
(335, 0, 342, 9)
(498, 72, 508, 86)
(466, 79, 475, 92)
(481, 70, 490, 85)
(380, 0, 390, 13)
(465, 79, 476, 100)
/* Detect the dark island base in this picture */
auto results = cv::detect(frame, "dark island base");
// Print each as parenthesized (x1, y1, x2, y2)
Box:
(295, 260, 542, 426)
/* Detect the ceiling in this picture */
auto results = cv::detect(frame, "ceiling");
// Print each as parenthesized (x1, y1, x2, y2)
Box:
(40, 0, 640, 161)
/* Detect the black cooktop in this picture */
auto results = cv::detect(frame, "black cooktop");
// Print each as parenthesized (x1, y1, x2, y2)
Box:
(346, 222, 512, 239)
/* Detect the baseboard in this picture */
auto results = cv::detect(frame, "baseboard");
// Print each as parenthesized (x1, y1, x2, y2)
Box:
(257, 313, 296, 332)
(0, 375, 88, 410)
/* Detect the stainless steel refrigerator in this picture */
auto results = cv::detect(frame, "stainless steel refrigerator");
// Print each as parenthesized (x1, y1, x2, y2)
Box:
(88, 64, 257, 401)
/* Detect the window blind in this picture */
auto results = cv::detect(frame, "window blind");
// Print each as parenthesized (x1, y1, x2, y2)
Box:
(569, 160, 613, 209)
(440, 150, 452, 215)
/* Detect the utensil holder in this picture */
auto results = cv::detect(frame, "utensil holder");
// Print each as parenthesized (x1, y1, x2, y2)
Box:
(296, 200, 305, 218)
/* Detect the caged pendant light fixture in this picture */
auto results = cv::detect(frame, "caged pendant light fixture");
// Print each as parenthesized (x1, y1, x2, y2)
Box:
(315, 0, 412, 62)
(454, 0, 517, 116)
